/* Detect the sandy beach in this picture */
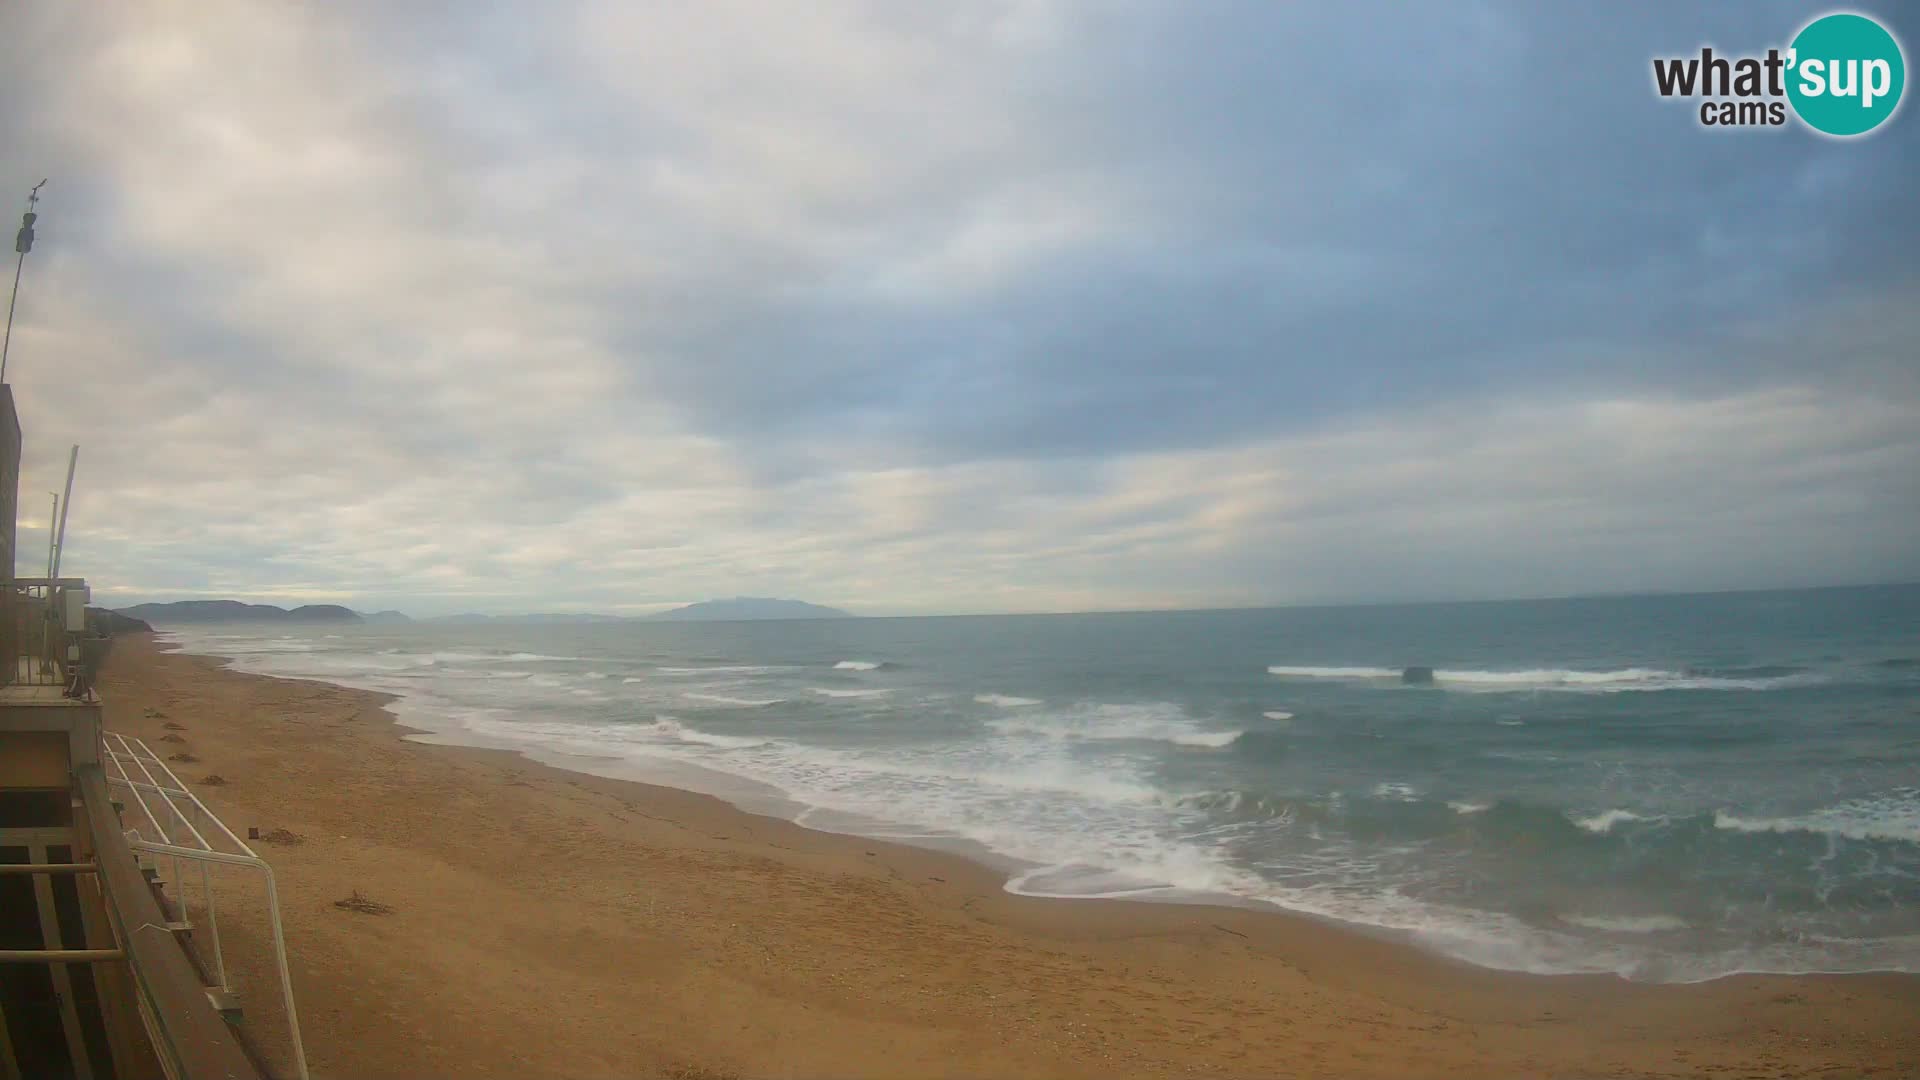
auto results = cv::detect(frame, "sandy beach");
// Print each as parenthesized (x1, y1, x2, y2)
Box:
(94, 634, 1919, 1079)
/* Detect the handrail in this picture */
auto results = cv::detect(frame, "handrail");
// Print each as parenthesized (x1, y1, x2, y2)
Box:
(125, 839, 309, 1080)
(75, 766, 264, 1080)
(102, 733, 310, 1080)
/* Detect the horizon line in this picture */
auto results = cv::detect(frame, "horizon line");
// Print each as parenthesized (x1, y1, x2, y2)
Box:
(108, 578, 1920, 623)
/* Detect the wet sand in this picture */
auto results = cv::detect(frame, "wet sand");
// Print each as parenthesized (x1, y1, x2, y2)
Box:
(97, 634, 1920, 1078)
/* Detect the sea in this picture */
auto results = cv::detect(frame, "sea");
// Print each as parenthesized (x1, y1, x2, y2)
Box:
(159, 584, 1920, 983)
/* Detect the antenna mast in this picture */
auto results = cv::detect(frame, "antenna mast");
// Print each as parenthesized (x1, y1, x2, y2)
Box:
(1, 179, 47, 385)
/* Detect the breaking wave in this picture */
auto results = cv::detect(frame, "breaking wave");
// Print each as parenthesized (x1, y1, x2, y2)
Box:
(1712, 792, 1920, 845)
(1267, 665, 1399, 679)
(987, 703, 1243, 749)
(682, 692, 787, 708)
(1268, 664, 1824, 692)
(638, 717, 771, 749)
(1569, 809, 1649, 834)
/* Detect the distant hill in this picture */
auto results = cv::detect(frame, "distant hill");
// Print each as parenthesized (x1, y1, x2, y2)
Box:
(361, 610, 413, 624)
(423, 612, 625, 624)
(116, 600, 363, 624)
(85, 607, 153, 635)
(647, 597, 852, 622)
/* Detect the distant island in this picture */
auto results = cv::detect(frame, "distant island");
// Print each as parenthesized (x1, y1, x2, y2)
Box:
(116, 600, 363, 624)
(647, 597, 852, 621)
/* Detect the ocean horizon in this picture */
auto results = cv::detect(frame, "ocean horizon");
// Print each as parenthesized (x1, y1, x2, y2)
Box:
(159, 582, 1920, 983)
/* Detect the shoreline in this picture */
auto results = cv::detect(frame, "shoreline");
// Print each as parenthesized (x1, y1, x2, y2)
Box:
(99, 633, 1920, 1078)
(164, 632, 1909, 987)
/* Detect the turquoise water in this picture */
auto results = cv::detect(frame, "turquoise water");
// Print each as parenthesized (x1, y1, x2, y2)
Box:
(167, 584, 1920, 981)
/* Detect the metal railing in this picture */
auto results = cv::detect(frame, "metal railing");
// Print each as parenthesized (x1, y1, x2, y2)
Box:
(3, 576, 97, 694)
(103, 732, 310, 1080)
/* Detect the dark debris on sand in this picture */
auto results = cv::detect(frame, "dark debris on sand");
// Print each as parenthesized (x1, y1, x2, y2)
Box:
(334, 890, 394, 916)
(258, 828, 304, 845)
(198, 774, 228, 787)
(166, 752, 199, 763)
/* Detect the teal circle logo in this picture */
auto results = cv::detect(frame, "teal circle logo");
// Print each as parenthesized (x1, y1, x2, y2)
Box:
(1787, 13, 1905, 136)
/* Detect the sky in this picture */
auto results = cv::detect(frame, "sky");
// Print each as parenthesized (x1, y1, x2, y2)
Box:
(0, 1, 1915, 617)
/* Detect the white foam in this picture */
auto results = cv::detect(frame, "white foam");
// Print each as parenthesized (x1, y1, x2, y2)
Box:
(1570, 809, 1646, 834)
(1448, 666, 1673, 686)
(1002, 852, 1692, 980)
(656, 665, 787, 675)
(426, 650, 504, 663)
(810, 687, 891, 698)
(757, 741, 1166, 806)
(622, 676, 646, 683)
(683, 692, 786, 708)
(833, 660, 881, 671)
(1713, 793, 1920, 845)
(1371, 782, 1422, 802)
(987, 703, 1241, 749)
(1262, 710, 1294, 721)
(1562, 913, 1688, 934)
(1267, 665, 1399, 679)
(638, 717, 771, 750)
(1269, 663, 1822, 693)
(1171, 731, 1243, 748)
(1448, 800, 1492, 815)
(976, 694, 1042, 707)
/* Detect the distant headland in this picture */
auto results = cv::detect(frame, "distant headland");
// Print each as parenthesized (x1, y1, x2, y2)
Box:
(116, 600, 364, 623)
(644, 597, 852, 621)
(111, 597, 852, 624)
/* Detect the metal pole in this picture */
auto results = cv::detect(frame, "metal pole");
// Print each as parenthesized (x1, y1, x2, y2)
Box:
(1, 249, 24, 383)
(0, 950, 125, 963)
(51, 445, 76, 579)
(2, 180, 46, 385)
(202, 860, 228, 991)
(40, 493, 57, 674)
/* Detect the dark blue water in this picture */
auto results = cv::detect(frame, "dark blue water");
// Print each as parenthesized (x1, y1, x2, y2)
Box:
(172, 584, 1920, 981)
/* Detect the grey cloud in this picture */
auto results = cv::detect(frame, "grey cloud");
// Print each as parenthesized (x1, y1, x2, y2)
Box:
(0, 1, 1914, 614)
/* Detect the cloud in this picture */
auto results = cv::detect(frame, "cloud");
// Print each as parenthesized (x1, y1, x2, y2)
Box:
(0, 2, 1913, 614)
